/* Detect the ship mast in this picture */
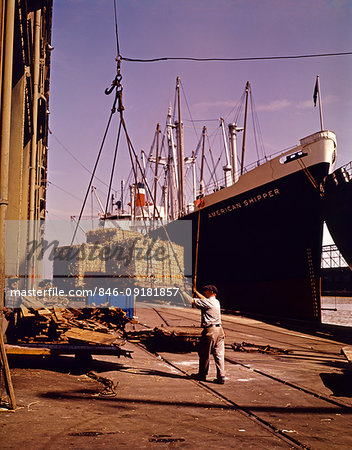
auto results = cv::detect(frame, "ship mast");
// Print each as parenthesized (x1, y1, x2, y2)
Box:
(176, 76, 185, 216)
(121, 179, 124, 213)
(220, 117, 233, 187)
(162, 170, 168, 220)
(199, 126, 206, 196)
(314, 75, 324, 131)
(191, 152, 197, 202)
(153, 123, 161, 219)
(91, 186, 105, 215)
(167, 105, 178, 220)
(228, 123, 243, 183)
(141, 150, 146, 178)
(241, 81, 250, 175)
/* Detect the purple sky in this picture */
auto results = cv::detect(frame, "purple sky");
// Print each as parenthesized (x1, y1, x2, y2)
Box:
(47, 0, 352, 222)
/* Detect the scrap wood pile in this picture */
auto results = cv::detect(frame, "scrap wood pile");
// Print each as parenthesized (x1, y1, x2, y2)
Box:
(231, 341, 292, 355)
(4, 296, 133, 357)
(125, 326, 202, 352)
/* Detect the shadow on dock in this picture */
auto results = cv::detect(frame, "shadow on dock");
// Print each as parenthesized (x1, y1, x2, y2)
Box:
(320, 371, 352, 397)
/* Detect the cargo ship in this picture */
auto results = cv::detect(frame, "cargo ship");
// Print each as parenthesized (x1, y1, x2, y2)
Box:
(175, 129, 337, 322)
(101, 78, 339, 322)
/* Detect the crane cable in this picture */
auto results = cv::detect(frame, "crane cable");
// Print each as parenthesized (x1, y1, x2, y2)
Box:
(121, 51, 352, 64)
(118, 107, 187, 280)
(71, 0, 125, 244)
(103, 119, 122, 221)
(113, 0, 121, 57)
(71, 88, 120, 245)
(112, 3, 189, 294)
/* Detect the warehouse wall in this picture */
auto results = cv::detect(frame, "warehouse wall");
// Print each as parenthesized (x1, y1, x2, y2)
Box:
(0, 0, 53, 305)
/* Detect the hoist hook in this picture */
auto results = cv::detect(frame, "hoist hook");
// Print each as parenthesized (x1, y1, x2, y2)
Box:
(105, 56, 123, 95)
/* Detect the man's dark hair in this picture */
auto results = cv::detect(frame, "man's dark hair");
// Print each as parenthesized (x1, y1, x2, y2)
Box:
(38, 279, 53, 288)
(202, 284, 218, 295)
(7, 277, 20, 287)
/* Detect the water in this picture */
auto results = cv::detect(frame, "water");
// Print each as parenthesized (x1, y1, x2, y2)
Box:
(321, 296, 352, 327)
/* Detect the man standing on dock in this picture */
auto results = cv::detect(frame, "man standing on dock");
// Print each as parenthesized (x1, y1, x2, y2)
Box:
(186, 285, 226, 384)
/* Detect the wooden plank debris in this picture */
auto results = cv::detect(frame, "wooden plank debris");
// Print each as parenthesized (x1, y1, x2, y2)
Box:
(125, 326, 202, 352)
(63, 328, 119, 345)
(5, 343, 132, 358)
(5, 344, 52, 356)
(0, 318, 16, 410)
(20, 307, 35, 318)
(341, 346, 352, 365)
(3, 304, 133, 361)
(231, 341, 291, 354)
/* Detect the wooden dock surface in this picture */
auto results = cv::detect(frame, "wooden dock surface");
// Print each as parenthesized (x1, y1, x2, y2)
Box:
(1, 304, 351, 449)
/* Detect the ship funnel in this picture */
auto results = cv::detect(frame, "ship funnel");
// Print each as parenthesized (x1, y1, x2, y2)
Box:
(129, 182, 147, 219)
(135, 182, 146, 207)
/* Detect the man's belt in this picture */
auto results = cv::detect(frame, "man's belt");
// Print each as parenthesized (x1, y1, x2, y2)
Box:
(203, 324, 221, 328)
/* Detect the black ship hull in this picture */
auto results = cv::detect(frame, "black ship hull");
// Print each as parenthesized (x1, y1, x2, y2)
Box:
(184, 163, 329, 321)
(160, 131, 337, 322)
(322, 163, 352, 268)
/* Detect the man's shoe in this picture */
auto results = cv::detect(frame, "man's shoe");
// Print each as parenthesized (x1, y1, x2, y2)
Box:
(189, 373, 206, 381)
(214, 377, 225, 384)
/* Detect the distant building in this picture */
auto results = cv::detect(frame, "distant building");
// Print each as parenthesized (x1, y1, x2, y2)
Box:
(321, 244, 352, 296)
(0, 0, 53, 304)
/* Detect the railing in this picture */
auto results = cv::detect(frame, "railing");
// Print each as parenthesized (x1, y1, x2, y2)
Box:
(196, 145, 297, 198)
(339, 161, 352, 176)
(321, 244, 348, 269)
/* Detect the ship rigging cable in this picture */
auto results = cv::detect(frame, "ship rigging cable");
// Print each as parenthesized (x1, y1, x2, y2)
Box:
(50, 133, 115, 191)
